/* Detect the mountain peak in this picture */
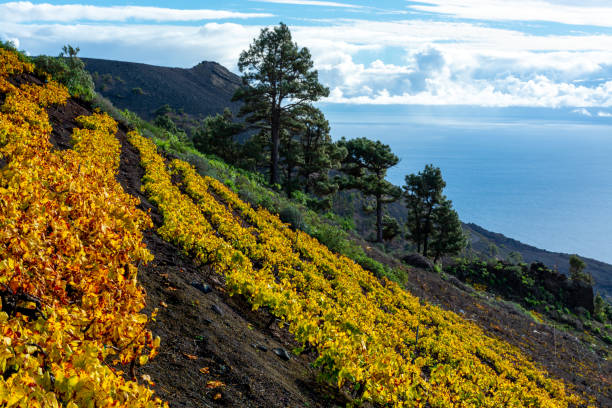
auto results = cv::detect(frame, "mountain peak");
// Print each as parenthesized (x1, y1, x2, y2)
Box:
(83, 57, 241, 120)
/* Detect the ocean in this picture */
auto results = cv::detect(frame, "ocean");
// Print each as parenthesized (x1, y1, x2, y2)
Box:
(323, 105, 612, 264)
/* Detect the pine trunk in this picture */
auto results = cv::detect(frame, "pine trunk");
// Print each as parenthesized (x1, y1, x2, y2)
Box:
(270, 111, 280, 186)
(376, 195, 383, 243)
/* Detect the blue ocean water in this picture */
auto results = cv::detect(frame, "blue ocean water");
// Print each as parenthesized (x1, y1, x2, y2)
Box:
(322, 105, 612, 264)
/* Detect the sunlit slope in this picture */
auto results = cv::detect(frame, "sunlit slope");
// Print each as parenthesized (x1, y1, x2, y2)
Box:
(0, 46, 591, 407)
(0, 49, 164, 407)
(129, 130, 587, 407)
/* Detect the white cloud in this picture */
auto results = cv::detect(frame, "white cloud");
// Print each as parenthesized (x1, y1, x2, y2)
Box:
(324, 67, 612, 107)
(597, 111, 612, 117)
(0, 21, 260, 68)
(572, 108, 592, 116)
(285, 20, 612, 106)
(0, 2, 273, 23)
(3, 15, 612, 108)
(408, 0, 612, 28)
(0, 33, 19, 49)
(253, 0, 363, 8)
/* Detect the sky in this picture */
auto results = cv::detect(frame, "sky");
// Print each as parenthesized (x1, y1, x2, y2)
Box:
(1, 0, 612, 113)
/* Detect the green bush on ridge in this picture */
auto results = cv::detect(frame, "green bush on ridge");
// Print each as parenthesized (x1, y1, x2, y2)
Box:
(32, 45, 96, 101)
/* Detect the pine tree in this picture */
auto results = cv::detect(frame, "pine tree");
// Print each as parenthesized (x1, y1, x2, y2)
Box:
(338, 137, 401, 242)
(280, 105, 345, 201)
(430, 198, 466, 262)
(569, 254, 594, 285)
(193, 108, 244, 165)
(233, 23, 329, 186)
(403, 164, 445, 256)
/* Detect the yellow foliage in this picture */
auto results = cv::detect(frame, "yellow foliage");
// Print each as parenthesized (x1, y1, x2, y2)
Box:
(0, 48, 165, 407)
(128, 133, 586, 407)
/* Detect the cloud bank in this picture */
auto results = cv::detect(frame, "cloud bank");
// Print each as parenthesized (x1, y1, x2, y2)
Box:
(253, 0, 363, 8)
(407, 0, 612, 28)
(2, 1, 611, 107)
(0, 2, 273, 22)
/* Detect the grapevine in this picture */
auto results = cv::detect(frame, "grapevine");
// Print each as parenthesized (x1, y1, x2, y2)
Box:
(129, 131, 588, 408)
(0, 48, 165, 407)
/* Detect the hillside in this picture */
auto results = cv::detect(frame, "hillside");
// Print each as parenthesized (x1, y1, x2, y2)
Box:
(463, 223, 612, 300)
(82, 57, 242, 122)
(4, 47, 612, 406)
(333, 193, 612, 300)
(81, 56, 612, 300)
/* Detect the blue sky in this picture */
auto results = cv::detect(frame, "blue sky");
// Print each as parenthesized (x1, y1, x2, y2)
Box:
(1, 0, 612, 112)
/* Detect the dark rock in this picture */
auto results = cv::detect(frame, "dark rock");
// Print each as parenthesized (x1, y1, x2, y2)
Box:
(575, 306, 589, 318)
(561, 314, 583, 331)
(447, 276, 474, 293)
(251, 344, 268, 352)
(202, 318, 213, 325)
(190, 281, 212, 294)
(402, 253, 434, 272)
(272, 348, 291, 361)
(211, 304, 224, 316)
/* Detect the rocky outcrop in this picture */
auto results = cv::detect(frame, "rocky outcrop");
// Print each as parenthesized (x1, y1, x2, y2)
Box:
(402, 253, 435, 272)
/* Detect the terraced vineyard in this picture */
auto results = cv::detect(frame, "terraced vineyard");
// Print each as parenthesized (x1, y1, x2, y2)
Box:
(129, 134, 588, 406)
(0, 49, 164, 407)
(0, 47, 594, 407)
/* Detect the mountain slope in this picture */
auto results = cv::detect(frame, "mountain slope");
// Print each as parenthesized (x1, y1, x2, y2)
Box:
(83, 57, 241, 121)
(336, 193, 612, 300)
(463, 223, 612, 299)
(0, 53, 342, 407)
(3, 48, 610, 407)
(82, 57, 612, 300)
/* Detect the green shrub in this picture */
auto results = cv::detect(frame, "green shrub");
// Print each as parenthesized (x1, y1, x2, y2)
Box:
(290, 190, 309, 206)
(224, 178, 237, 192)
(355, 256, 408, 285)
(355, 255, 386, 277)
(32, 45, 95, 101)
(0, 40, 30, 62)
(257, 193, 280, 214)
(121, 109, 148, 130)
(152, 129, 193, 156)
(279, 205, 306, 231)
(238, 188, 261, 208)
(324, 212, 355, 232)
(181, 153, 210, 176)
(92, 95, 129, 126)
(310, 223, 363, 259)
